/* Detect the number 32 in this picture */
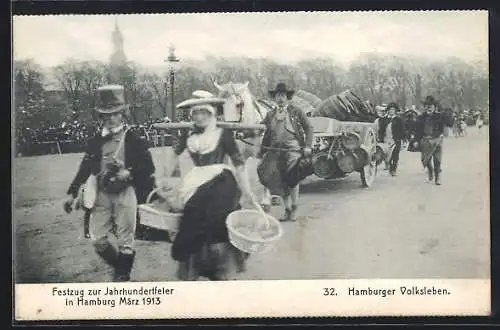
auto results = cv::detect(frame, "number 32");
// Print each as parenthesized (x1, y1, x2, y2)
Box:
(323, 288, 337, 296)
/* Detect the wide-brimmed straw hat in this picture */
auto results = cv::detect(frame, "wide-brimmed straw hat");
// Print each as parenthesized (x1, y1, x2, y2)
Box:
(176, 90, 226, 110)
(269, 82, 295, 99)
(95, 85, 129, 114)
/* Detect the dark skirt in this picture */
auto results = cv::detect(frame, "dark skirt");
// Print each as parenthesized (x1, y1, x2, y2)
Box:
(171, 169, 249, 281)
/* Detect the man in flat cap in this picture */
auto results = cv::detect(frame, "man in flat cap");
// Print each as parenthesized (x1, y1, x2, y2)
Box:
(414, 96, 446, 185)
(64, 85, 157, 281)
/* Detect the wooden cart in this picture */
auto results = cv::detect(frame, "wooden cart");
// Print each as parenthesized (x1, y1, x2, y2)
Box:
(308, 116, 378, 187)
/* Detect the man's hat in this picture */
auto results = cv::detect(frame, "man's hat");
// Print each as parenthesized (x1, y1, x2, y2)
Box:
(422, 95, 438, 106)
(269, 82, 295, 99)
(176, 90, 226, 109)
(95, 85, 129, 114)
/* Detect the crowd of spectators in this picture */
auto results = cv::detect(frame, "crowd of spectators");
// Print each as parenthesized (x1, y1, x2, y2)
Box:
(15, 117, 172, 157)
(14, 108, 486, 157)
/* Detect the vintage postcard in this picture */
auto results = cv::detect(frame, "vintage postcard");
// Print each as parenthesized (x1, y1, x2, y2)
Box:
(12, 10, 490, 320)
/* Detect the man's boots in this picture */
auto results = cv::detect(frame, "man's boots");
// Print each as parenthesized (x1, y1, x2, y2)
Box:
(289, 204, 298, 222)
(94, 238, 119, 268)
(83, 211, 91, 239)
(427, 168, 434, 182)
(435, 172, 442, 185)
(280, 205, 298, 222)
(114, 251, 136, 282)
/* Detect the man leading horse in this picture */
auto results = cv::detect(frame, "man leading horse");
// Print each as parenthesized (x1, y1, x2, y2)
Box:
(256, 83, 314, 222)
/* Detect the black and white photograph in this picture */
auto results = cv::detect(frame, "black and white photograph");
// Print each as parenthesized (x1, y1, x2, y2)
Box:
(13, 11, 490, 319)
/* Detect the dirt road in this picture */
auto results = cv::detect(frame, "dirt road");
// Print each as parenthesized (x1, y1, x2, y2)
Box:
(14, 129, 489, 283)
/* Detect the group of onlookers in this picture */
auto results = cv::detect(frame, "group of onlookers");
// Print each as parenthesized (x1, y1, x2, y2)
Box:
(15, 117, 171, 156)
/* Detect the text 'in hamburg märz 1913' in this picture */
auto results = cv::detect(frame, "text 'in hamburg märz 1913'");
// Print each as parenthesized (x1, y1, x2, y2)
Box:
(52, 286, 175, 308)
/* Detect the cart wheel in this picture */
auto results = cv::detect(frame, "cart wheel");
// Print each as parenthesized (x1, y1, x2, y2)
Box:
(361, 159, 377, 187)
(360, 128, 377, 188)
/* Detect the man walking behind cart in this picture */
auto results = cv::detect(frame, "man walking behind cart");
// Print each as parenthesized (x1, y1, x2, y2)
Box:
(415, 96, 446, 185)
(63, 85, 156, 282)
(257, 83, 314, 222)
(376, 102, 405, 176)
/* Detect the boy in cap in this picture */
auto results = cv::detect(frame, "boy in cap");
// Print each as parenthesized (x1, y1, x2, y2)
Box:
(63, 85, 157, 281)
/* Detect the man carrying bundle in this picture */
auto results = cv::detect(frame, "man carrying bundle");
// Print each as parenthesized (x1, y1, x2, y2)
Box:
(414, 96, 446, 185)
(257, 83, 314, 222)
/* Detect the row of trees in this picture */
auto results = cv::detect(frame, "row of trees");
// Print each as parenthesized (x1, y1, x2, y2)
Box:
(14, 53, 488, 131)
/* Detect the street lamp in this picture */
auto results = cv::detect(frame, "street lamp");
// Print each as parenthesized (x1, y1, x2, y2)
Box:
(165, 45, 180, 121)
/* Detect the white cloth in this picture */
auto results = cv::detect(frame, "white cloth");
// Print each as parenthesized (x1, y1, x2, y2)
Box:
(101, 124, 124, 137)
(180, 112, 231, 206)
(82, 175, 98, 209)
(179, 164, 233, 206)
(375, 117, 395, 159)
(187, 127, 223, 155)
(385, 120, 395, 146)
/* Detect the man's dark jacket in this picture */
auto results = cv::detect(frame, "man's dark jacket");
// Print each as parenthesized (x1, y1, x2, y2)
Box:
(259, 105, 314, 157)
(66, 130, 156, 204)
(415, 112, 446, 141)
(378, 116, 406, 142)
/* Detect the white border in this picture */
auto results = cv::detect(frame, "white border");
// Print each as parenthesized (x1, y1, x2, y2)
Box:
(15, 279, 490, 320)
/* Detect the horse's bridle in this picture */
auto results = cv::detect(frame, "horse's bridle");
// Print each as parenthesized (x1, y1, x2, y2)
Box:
(229, 84, 245, 122)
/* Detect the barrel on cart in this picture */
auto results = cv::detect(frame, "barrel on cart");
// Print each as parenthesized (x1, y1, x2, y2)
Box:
(309, 117, 378, 187)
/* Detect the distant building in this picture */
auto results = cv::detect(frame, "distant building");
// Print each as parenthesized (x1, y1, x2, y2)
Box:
(109, 19, 128, 83)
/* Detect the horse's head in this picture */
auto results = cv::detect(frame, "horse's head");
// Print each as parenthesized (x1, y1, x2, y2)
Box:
(214, 80, 262, 124)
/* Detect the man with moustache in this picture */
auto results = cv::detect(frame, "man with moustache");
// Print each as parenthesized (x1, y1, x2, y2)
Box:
(257, 83, 314, 222)
(63, 85, 157, 281)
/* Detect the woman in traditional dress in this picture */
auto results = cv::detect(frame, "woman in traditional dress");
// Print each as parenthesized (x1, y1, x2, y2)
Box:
(168, 97, 261, 281)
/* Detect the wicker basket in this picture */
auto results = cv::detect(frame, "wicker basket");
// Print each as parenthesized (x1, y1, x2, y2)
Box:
(138, 187, 182, 232)
(226, 209, 283, 254)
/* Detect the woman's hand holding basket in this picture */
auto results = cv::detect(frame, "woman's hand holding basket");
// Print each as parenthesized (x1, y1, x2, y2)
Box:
(63, 196, 75, 214)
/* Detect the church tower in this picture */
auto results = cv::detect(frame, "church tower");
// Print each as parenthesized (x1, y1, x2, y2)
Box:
(109, 18, 128, 83)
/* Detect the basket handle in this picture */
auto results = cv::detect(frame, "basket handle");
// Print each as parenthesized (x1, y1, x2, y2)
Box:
(252, 199, 270, 230)
(145, 186, 167, 204)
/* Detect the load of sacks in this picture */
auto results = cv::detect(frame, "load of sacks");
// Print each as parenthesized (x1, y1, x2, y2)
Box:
(266, 88, 378, 123)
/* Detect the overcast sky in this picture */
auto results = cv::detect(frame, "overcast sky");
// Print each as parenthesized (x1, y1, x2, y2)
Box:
(13, 11, 488, 68)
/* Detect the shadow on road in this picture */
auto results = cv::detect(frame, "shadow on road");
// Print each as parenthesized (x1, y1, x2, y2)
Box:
(136, 225, 172, 243)
(300, 175, 364, 195)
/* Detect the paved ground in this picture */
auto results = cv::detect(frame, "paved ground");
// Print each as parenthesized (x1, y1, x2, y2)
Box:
(13, 127, 489, 283)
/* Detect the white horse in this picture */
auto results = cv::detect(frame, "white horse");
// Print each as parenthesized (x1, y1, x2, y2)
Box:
(213, 80, 270, 157)
(213, 80, 274, 206)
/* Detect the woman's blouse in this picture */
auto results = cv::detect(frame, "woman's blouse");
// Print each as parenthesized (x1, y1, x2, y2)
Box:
(174, 129, 245, 167)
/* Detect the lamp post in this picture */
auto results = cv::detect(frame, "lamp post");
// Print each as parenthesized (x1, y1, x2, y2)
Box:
(165, 45, 180, 122)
